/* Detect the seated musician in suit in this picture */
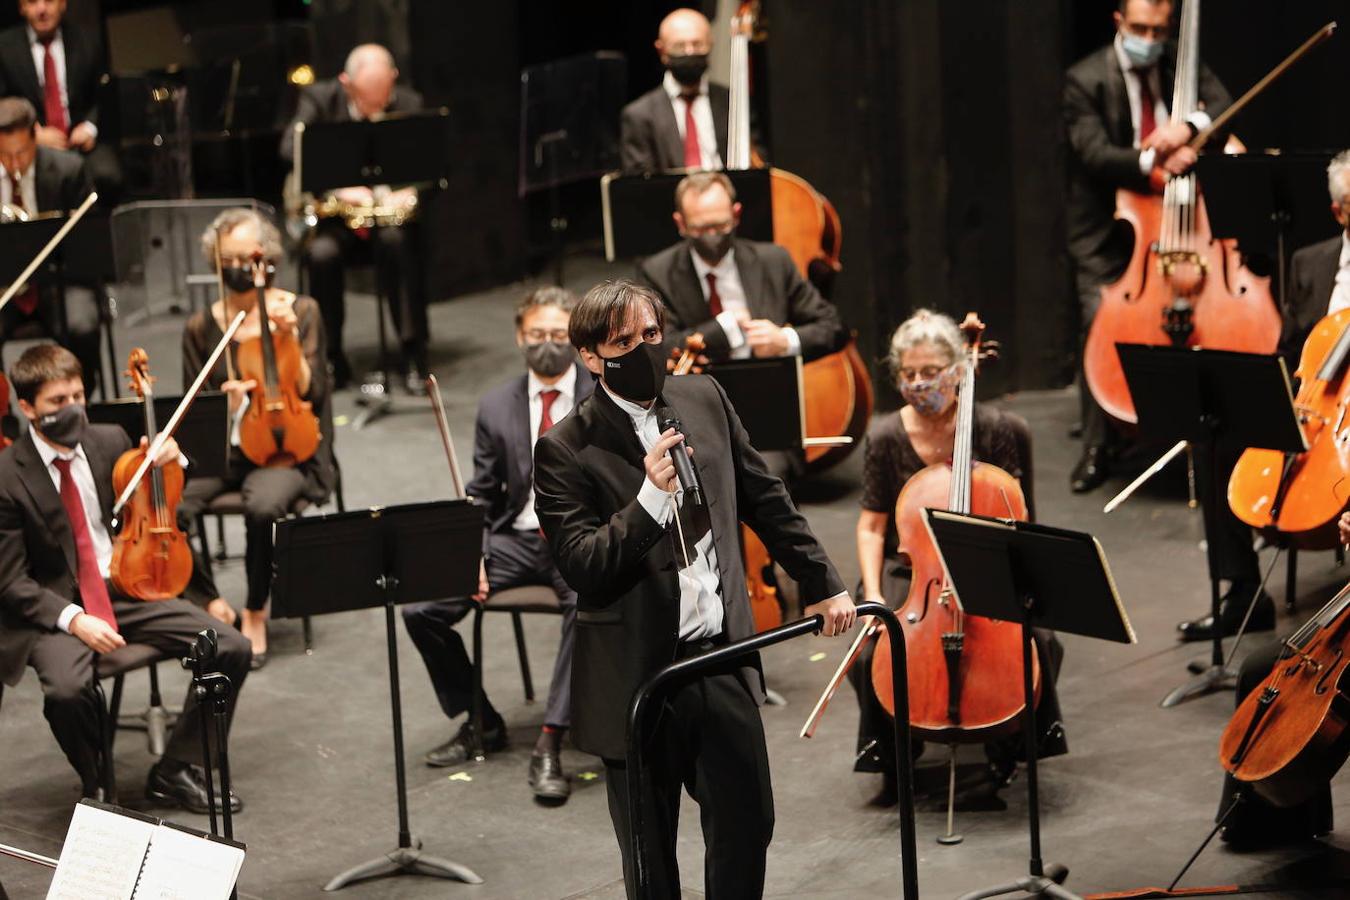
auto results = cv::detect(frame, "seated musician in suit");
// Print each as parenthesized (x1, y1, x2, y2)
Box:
(637, 170, 849, 482)
(0, 0, 120, 202)
(1276, 149, 1350, 370)
(620, 7, 727, 174)
(0, 344, 251, 811)
(280, 43, 428, 393)
(0, 96, 101, 395)
(402, 287, 589, 803)
(175, 208, 334, 670)
(850, 310, 1066, 807)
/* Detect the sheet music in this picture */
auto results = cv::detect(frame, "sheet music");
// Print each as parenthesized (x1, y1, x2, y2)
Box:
(46, 804, 154, 900)
(131, 826, 244, 900)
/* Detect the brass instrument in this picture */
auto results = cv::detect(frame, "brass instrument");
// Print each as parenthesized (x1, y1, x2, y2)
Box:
(303, 191, 419, 230)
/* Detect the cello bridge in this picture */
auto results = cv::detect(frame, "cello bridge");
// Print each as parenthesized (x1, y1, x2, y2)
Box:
(1157, 250, 1206, 276)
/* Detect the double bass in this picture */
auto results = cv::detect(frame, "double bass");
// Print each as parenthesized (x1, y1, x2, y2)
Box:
(1083, 0, 1279, 423)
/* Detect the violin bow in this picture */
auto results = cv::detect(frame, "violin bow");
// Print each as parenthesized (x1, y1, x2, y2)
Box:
(426, 374, 466, 499)
(799, 614, 881, 738)
(111, 310, 247, 522)
(0, 190, 97, 312)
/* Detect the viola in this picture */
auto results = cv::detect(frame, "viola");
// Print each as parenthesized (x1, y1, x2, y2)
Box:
(1219, 580, 1350, 808)
(109, 350, 193, 601)
(1228, 308, 1350, 547)
(1083, 0, 1279, 423)
(235, 253, 320, 468)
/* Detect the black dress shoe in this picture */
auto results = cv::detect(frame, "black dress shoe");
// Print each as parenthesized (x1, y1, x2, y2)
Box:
(249, 651, 268, 671)
(146, 760, 242, 814)
(528, 750, 571, 803)
(425, 717, 507, 767)
(1070, 445, 1110, 494)
(1177, 584, 1276, 642)
(404, 370, 429, 397)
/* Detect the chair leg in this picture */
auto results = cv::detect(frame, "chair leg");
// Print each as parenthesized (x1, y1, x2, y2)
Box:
(303, 616, 314, 653)
(98, 676, 125, 802)
(470, 607, 486, 761)
(214, 514, 228, 562)
(195, 513, 215, 580)
(511, 612, 534, 703)
(1285, 546, 1298, 613)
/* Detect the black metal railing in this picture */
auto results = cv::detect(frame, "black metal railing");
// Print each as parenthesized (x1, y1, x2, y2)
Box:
(624, 602, 919, 899)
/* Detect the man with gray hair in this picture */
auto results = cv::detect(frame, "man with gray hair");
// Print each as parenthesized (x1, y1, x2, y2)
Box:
(1276, 149, 1350, 365)
(280, 43, 429, 393)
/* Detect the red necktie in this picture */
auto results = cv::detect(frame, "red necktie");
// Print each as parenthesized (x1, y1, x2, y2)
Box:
(705, 272, 723, 317)
(683, 95, 701, 169)
(1136, 69, 1157, 143)
(40, 36, 67, 134)
(52, 457, 117, 631)
(10, 175, 37, 314)
(538, 389, 560, 437)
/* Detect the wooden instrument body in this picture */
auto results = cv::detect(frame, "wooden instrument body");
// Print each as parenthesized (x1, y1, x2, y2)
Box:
(1084, 188, 1278, 423)
(741, 526, 783, 633)
(1228, 308, 1350, 546)
(110, 448, 192, 600)
(871, 460, 1039, 741)
(1220, 593, 1350, 808)
(802, 341, 873, 471)
(0, 374, 11, 450)
(236, 322, 320, 468)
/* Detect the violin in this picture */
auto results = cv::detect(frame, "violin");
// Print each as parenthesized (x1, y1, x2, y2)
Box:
(235, 253, 320, 468)
(109, 350, 193, 601)
(1228, 308, 1350, 547)
(1219, 579, 1350, 808)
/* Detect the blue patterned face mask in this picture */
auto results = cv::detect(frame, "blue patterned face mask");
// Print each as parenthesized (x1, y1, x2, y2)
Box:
(1121, 31, 1163, 68)
(899, 365, 960, 416)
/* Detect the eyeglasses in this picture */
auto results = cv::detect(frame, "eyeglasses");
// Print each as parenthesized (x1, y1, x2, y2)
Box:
(523, 329, 570, 343)
(683, 220, 734, 238)
(897, 364, 952, 383)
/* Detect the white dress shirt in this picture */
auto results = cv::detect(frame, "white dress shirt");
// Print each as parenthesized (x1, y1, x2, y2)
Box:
(690, 246, 801, 358)
(0, 161, 38, 212)
(26, 26, 94, 139)
(513, 365, 577, 532)
(1112, 33, 1210, 176)
(604, 382, 724, 640)
(1327, 232, 1350, 316)
(663, 71, 722, 170)
(32, 432, 113, 633)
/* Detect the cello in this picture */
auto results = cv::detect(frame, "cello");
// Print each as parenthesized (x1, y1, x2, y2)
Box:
(1083, 0, 1279, 424)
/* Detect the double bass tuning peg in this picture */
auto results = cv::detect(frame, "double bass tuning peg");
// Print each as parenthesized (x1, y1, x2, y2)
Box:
(978, 341, 1001, 361)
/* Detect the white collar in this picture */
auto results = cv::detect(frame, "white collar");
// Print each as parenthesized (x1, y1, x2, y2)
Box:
(663, 70, 708, 100)
(527, 363, 577, 399)
(1339, 231, 1350, 269)
(26, 25, 61, 48)
(689, 245, 737, 281)
(601, 381, 657, 427)
(30, 426, 85, 468)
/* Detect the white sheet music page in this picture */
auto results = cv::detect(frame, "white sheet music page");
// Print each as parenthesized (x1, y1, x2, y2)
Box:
(46, 803, 155, 900)
(131, 825, 244, 900)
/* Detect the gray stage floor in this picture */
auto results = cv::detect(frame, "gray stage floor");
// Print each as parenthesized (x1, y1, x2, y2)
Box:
(1, 254, 1348, 899)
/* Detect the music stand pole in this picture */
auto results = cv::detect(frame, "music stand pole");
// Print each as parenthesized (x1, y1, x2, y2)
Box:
(352, 222, 400, 430)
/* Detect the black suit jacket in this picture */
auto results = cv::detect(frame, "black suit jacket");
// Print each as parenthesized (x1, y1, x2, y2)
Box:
(466, 362, 595, 534)
(1064, 43, 1231, 282)
(35, 144, 92, 213)
(0, 424, 128, 687)
(280, 78, 425, 165)
(534, 375, 845, 759)
(619, 82, 729, 174)
(1277, 235, 1342, 368)
(0, 23, 103, 129)
(638, 237, 848, 362)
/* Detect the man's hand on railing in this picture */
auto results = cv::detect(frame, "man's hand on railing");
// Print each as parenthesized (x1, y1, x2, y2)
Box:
(803, 592, 857, 637)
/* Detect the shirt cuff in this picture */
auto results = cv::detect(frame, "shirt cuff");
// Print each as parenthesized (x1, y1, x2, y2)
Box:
(57, 603, 82, 633)
(637, 476, 675, 526)
(782, 326, 802, 357)
(1138, 147, 1157, 177)
(716, 310, 746, 351)
(1186, 111, 1211, 134)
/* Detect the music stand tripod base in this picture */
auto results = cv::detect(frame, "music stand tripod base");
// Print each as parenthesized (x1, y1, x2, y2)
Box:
(352, 376, 425, 430)
(956, 864, 1077, 900)
(323, 840, 482, 891)
(1160, 661, 1238, 708)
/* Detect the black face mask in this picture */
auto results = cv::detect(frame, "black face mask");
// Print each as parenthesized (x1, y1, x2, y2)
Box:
(35, 402, 88, 448)
(666, 53, 708, 87)
(688, 229, 734, 265)
(522, 340, 575, 378)
(600, 341, 666, 403)
(221, 263, 275, 294)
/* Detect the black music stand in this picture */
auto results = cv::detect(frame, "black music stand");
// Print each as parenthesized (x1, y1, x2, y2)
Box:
(1117, 344, 1305, 707)
(89, 392, 230, 478)
(271, 500, 485, 892)
(925, 509, 1135, 900)
(294, 110, 449, 428)
(601, 168, 773, 260)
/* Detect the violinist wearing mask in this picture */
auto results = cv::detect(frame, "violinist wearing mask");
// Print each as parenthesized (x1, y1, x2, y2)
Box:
(1276, 150, 1350, 368)
(620, 7, 728, 173)
(176, 208, 334, 669)
(849, 311, 1066, 807)
(0, 343, 252, 813)
(638, 170, 848, 481)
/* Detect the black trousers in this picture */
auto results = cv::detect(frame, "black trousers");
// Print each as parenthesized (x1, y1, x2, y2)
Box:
(177, 450, 308, 611)
(603, 655, 774, 900)
(401, 529, 577, 728)
(1218, 639, 1333, 841)
(26, 595, 251, 792)
(0, 284, 102, 396)
(305, 219, 427, 366)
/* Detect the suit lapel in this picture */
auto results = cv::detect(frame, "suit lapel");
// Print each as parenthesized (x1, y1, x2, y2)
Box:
(1315, 238, 1342, 310)
(15, 431, 77, 575)
(1102, 48, 1132, 147)
(652, 90, 682, 170)
(733, 240, 771, 320)
(510, 375, 533, 489)
(710, 86, 729, 162)
(590, 387, 647, 464)
(83, 432, 115, 525)
(8, 30, 41, 113)
(671, 246, 715, 323)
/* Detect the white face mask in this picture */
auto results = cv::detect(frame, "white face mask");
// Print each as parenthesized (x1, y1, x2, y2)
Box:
(1121, 30, 1163, 68)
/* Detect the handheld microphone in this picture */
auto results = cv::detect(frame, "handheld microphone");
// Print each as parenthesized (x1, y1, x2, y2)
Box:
(656, 405, 702, 506)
